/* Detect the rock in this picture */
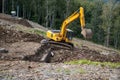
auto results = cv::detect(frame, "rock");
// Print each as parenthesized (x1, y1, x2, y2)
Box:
(0, 48, 8, 53)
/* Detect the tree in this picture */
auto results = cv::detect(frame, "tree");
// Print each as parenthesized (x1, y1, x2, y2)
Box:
(112, 2, 120, 49)
(101, 0, 117, 47)
(91, 0, 104, 43)
(44, 0, 56, 28)
(2, 0, 4, 13)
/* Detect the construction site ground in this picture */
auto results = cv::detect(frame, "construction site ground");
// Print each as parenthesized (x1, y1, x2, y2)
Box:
(0, 14, 120, 80)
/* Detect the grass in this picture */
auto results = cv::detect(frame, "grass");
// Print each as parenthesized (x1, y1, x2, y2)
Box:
(65, 59, 120, 68)
(15, 25, 46, 36)
(29, 29, 46, 36)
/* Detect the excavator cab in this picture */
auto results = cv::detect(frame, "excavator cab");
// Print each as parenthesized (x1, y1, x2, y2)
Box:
(66, 29, 74, 40)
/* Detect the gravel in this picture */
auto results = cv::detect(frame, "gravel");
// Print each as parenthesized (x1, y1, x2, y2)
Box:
(0, 61, 114, 80)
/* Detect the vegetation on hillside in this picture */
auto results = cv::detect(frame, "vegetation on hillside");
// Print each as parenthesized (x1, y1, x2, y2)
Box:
(65, 59, 120, 68)
(1, 0, 120, 49)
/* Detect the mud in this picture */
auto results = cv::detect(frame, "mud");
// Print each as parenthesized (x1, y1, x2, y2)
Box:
(0, 26, 120, 63)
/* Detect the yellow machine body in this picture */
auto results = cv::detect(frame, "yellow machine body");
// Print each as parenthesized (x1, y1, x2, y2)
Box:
(47, 29, 72, 43)
(46, 7, 92, 44)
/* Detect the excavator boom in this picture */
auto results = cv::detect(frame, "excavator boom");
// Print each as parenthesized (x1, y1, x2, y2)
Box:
(60, 7, 92, 39)
(47, 7, 92, 43)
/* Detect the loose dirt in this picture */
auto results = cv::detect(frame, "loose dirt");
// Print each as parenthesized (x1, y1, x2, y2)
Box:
(0, 26, 120, 63)
(24, 45, 120, 63)
(0, 26, 43, 61)
(0, 26, 43, 43)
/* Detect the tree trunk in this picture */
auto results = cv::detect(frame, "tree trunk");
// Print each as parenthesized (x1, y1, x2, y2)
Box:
(114, 34, 117, 48)
(2, 0, 4, 13)
(27, 10, 31, 20)
(50, 14, 55, 28)
(23, 5, 25, 18)
(12, 0, 14, 10)
(17, 5, 19, 17)
(46, 0, 49, 28)
(66, 0, 70, 17)
(105, 27, 110, 47)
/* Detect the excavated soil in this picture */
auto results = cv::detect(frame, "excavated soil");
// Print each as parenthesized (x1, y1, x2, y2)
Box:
(0, 26, 120, 63)
(24, 45, 120, 63)
(0, 26, 43, 60)
(0, 27, 43, 43)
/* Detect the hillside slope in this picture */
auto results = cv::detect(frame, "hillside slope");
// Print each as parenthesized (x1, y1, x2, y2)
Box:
(0, 14, 120, 80)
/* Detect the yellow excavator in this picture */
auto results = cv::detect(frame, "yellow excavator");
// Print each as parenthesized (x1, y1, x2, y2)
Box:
(36, 7, 92, 62)
(45, 7, 92, 46)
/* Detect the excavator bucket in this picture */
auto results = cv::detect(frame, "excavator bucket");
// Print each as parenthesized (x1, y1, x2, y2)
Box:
(81, 28, 93, 39)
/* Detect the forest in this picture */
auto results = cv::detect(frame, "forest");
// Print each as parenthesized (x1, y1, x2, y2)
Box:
(1, 0, 120, 49)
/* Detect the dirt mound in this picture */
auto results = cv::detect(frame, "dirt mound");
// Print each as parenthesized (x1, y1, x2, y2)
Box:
(0, 27, 43, 43)
(0, 26, 43, 61)
(0, 13, 32, 27)
(24, 46, 120, 63)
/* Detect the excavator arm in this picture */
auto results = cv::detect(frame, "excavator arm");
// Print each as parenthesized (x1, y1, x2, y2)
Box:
(60, 7, 86, 39)
(46, 7, 92, 43)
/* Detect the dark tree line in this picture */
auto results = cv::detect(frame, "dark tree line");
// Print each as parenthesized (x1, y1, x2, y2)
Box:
(1, 0, 120, 49)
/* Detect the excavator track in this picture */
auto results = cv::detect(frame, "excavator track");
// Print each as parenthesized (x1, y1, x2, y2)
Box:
(40, 39, 74, 50)
(48, 40, 74, 50)
(35, 39, 74, 63)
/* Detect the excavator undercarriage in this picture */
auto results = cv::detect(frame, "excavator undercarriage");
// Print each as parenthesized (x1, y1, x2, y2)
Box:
(35, 39, 74, 63)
